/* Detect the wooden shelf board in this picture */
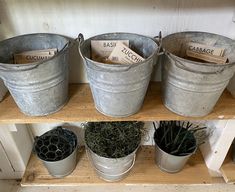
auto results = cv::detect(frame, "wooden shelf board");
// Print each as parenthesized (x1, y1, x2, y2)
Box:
(0, 82, 235, 123)
(21, 146, 216, 187)
(220, 151, 235, 184)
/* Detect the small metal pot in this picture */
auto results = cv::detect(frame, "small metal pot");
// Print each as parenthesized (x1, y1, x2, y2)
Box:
(34, 127, 78, 178)
(155, 142, 196, 173)
(154, 125, 197, 173)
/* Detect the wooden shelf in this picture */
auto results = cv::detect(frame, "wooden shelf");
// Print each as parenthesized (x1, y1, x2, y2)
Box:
(0, 82, 235, 124)
(21, 146, 218, 186)
(220, 150, 235, 184)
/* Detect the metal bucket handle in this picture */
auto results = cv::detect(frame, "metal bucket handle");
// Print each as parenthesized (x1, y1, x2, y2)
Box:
(0, 40, 71, 72)
(77, 33, 158, 73)
(0, 63, 39, 72)
(154, 31, 164, 56)
(86, 148, 136, 177)
(167, 52, 226, 74)
(93, 154, 136, 178)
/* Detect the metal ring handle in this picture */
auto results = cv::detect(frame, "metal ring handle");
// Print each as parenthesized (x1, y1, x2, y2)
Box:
(167, 53, 225, 74)
(154, 31, 164, 56)
(78, 33, 84, 44)
(77, 33, 85, 60)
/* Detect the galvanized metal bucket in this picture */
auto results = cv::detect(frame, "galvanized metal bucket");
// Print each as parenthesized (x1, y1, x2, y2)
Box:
(155, 143, 196, 173)
(86, 146, 137, 182)
(79, 33, 160, 117)
(0, 33, 71, 116)
(34, 127, 78, 178)
(0, 79, 7, 102)
(227, 74, 235, 98)
(162, 31, 235, 117)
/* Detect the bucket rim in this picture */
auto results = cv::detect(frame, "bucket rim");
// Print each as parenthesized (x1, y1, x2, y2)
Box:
(0, 33, 71, 67)
(79, 32, 159, 68)
(162, 31, 235, 67)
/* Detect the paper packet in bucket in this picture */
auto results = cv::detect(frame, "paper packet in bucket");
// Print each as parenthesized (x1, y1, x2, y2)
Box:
(14, 48, 57, 64)
(108, 42, 145, 64)
(91, 40, 129, 63)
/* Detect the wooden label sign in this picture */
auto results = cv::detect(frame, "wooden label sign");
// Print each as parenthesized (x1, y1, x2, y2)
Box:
(186, 50, 228, 64)
(187, 42, 225, 56)
(14, 48, 57, 64)
(19, 48, 57, 55)
(108, 42, 144, 64)
(186, 42, 228, 64)
(91, 40, 129, 63)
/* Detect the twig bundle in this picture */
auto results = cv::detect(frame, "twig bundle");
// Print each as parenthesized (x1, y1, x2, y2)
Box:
(85, 121, 144, 158)
(153, 121, 207, 156)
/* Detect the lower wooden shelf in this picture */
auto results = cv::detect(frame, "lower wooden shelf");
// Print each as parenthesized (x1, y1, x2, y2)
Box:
(21, 146, 219, 187)
(220, 150, 235, 184)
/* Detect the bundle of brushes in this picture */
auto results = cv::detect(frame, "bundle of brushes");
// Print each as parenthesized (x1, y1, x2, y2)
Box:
(153, 121, 207, 156)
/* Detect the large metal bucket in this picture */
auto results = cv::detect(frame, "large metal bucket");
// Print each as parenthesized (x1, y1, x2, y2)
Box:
(162, 31, 235, 117)
(227, 74, 235, 98)
(0, 79, 7, 101)
(0, 33, 71, 116)
(86, 146, 137, 182)
(79, 33, 159, 117)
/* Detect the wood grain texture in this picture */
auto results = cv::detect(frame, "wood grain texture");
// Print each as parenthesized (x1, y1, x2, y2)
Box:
(220, 151, 235, 184)
(0, 82, 235, 123)
(21, 146, 215, 186)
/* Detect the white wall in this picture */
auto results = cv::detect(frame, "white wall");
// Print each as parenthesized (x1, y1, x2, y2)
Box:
(0, 124, 33, 179)
(0, 0, 235, 39)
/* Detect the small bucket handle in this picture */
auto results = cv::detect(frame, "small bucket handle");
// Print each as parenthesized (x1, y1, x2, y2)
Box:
(77, 33, 85, 61)
(86, 148, 136, 178)
(167, 53, 226, 75)
(154, 31, 164, 56)
(0, 63, 39, 72)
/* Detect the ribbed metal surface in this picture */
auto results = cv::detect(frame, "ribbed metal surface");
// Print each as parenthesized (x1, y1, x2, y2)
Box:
(162, 31, 235, 117)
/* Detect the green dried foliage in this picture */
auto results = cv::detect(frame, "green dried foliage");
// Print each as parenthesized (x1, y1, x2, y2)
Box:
(153, 121, 207, 156)
(84, 121, 144, 158)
